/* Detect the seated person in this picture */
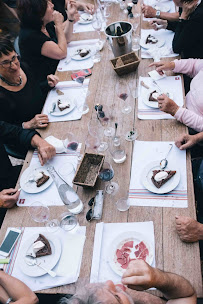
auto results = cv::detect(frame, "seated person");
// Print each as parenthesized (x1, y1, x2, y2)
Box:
(0, 269, 38, 304)
(60, 260, 196, 304)
(0, 120, 56, 225)
(17, 0, 79, 83)
(143, 0, 203, 59)
(149, 59, 203, 132)
(0, 35, 58, 130)
(53, 0, 94, 22)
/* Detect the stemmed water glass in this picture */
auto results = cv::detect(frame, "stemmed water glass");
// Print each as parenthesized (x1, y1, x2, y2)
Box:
(98, 161, 119, 195)
(96, 104, 114, 137)
(28, 202, 59, 232)
(85, 133, 101, 152)
(116, 80, 132, 114)
(74, 75, 89, 115)
(92, 16, 103, 46)
(88, 118, 108, 152)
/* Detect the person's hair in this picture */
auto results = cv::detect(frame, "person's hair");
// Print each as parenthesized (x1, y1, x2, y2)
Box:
(17, 0, 48, 30)
(0, 35, 15, 58)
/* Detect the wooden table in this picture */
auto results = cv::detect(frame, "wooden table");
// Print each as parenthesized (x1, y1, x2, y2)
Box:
(1, 1, 203, 298)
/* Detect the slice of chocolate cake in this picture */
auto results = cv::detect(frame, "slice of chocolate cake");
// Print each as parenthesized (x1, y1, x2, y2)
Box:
(146, 34, 158, 44)
(149, 90, 159, 102)
(36, 172, 49, 187)
(34, 234, 52, 258)
(78, 49, 90, 57)
(151, 170, 176, 188)
(57, 99, 70, 111)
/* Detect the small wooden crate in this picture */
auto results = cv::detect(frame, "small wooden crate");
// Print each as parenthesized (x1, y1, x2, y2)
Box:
(73, 153, 105, 187)
(111, 52, 140, 76)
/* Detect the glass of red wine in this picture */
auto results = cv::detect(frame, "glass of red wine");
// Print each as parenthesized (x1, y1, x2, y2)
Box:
(85, 133, 101, 152)
(62, 132, 83, 161)
(98, 161, 119, 195)
(116, 81, 132, 114)
(96, 104, 114, 137)
(74, 75, 89, 115)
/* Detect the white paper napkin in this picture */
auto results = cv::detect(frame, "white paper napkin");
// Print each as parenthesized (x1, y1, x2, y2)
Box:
(138, 75, 184, 120)
(43, 80, 89, 122)
(1, 227, 86, 291)
(57, 39, 99, 71)
(90, 221, 156, 283)
(73, 11, 106, 33)
(17, 149, 80, 207)
(129, 141, 188, 208)
(141, 29, 179, 59)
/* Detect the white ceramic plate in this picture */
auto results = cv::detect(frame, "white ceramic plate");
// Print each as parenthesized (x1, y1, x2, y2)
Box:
(78, 13, 94, 24)
(20, 166, 53, 194)
(19, 233, 61, 277)
(71, 46, 92, 61)
(153, 3, 170, 12)
(140, 37, 165, 49)
(143, 91, 173, 109)
(49, 96, 75, 116)
(141, 161, 180, 194)
(107, 231, 154, 277)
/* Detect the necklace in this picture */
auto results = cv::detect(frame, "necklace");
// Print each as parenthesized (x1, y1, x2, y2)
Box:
(0, 75, 22, 87)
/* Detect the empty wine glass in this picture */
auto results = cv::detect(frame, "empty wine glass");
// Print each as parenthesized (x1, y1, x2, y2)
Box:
(85, 133, 101, 152)
(28, 201, 59, 232)
(58, 162, 76, 185)
(92, 17, 102, 44)
(74, 75, 89, 114)
(60, 212, 79, 231)
(62, 132, 83, 160)
(88, 118, 108, 152)
(116, 80, 132, 114)
(96, 104, 114, 137)
(98, 161, 119, 195)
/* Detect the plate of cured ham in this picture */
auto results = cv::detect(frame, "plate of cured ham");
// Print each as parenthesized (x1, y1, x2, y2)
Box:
(107, 231, 154, 276)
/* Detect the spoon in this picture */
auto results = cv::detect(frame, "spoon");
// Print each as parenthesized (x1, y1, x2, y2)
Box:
(160, 144, 173, 169)
(25, 255, 56, 277)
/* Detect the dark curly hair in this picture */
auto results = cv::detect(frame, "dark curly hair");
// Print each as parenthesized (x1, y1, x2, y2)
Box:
(0, 35, 15, 58)
(17, 0, 48, 30)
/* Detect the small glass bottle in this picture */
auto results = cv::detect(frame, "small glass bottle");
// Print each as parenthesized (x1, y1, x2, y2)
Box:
(47, 166, 83, 214)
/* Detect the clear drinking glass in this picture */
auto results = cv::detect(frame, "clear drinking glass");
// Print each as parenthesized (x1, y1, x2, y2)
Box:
(132, 34, 140, 52)
(116, 197, 130, 211)
(98, 161, 119, 195)
(85, 133, 101, 152)
(28, 201, 59, 232)
(60, 212, 78, 231)
(96, 104, 114, 137)
(74, 76, 89, 115)
(92, 17, 102, 44)
(62, 132, 83, 160)
(116, 80, 132, 114)
(91, 48, 102, 63)
(58, 162, 75, 185)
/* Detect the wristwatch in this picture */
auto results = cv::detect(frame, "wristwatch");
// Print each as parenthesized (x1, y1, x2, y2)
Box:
(155, 10, 161, 18)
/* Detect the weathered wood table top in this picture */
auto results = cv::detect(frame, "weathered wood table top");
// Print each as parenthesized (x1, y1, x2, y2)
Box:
(1, 1, 202, 297)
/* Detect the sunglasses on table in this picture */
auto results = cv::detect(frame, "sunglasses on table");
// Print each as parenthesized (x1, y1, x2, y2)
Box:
(0, 54, 20, 69)
(86, 197, 95, 222)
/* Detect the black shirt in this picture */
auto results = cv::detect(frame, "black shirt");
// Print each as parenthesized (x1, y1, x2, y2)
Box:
(52, 0, 67, 20)
(0, 63, 49, 126)
(19, 22, 59, 82)
(167, 2, 203, 59)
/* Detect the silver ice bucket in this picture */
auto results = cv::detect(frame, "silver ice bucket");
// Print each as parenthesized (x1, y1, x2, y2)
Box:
(105, 21, 132, 57)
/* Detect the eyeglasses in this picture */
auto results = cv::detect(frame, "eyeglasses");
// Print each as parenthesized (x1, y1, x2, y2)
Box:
(86, 197, 95, 221)
(0, 54, 20, 69)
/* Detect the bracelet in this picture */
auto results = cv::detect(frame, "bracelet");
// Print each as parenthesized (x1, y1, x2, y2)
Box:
(67, 17, 74, 22)
(6, 298, 12, 304)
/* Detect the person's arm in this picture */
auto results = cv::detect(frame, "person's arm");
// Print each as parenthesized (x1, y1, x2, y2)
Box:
(0, 271, 38, 304)
(22, 114, 49, 129)
(174, 107, 203, 133)
(141, 4, 179, 21)
(176, 215, 203, 242)
(31, 134, 56, 165)
(122, 260, 196, 304)
(173, 59, 203, 78)
(0, 189, 20, 209)
(64, 1, 79, 42)
(175, 133, 203, 150)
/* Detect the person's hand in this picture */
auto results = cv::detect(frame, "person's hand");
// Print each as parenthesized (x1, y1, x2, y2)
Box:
(175, 134, 198, 150)
(175, 215, 203, 242)
(181, 0, 198, 19)
(0, 189, 20, 208)
(149, 19, 167, 31)
(141, 4, 156, 18)
(25, 114, 49, 129)
(122, 260, 156, 291)
(47, 74, 59, 88)
(80, 2, 95, 14)
(53, 10, 64, 26)
(67, 0, 79, 20)
(149, 61, 175, 75)
(157, 94, 179, 116)
(31, 135, 56, 165)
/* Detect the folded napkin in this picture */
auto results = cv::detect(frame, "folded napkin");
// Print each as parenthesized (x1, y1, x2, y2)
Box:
(1, 227, 86, 291)
(57, 39, 99, 71)
(138, 75, 184, 120)
(90, 221, 155, 283)
(45, 136, 66, 153)
(128, 141, 188, 208)
(73, 11, 106, 33)
(43, 79, 89, 122)
(17, 148, 80, 207)
(141, 29, 179, 59)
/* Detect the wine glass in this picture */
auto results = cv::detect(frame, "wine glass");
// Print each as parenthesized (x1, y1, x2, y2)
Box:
(96, 104, 114, 137)
(28, 202, 59, 232)
(85, 133, 101, 152)
(62, 132, 83, 160)
(92, 17, 102, 45)
(116, 80, 132, 114)
(98, 161, 119, 195)
(74, 75, 89, 115)
(88, 118, 108, 152)
(58, 162, 76, 185)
